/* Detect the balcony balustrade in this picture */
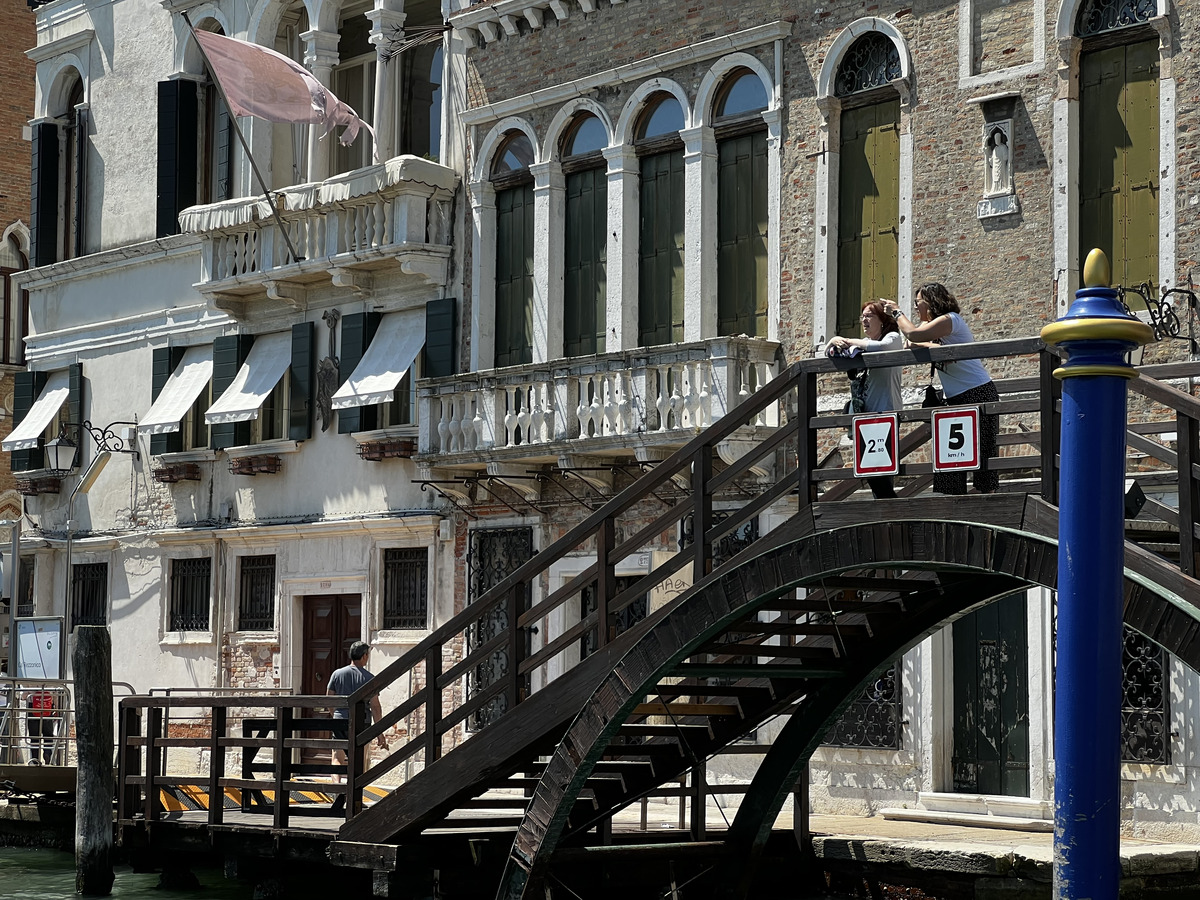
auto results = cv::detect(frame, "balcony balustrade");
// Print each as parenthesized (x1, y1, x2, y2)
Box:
(417, 337, 780, 467)
(181, 156, 458, 313)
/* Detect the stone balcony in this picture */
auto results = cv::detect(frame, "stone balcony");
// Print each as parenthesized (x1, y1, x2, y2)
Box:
(180, 156, 458, 317)
(416, 336, 781, 487)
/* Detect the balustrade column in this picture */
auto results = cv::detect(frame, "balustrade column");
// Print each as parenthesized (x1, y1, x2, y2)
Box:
(1040, 250, 1154, 900)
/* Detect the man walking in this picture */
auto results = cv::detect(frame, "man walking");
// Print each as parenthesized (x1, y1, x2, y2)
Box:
(326, 641, 387, 779)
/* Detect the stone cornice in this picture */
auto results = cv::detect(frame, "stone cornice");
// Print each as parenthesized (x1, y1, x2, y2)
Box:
(27, 27, 94, 63)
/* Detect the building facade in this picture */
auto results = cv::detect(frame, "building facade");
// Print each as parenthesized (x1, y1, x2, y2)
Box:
(14, 0, 1200, 839)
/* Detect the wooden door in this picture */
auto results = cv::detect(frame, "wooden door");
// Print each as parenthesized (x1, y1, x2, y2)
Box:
(301, 594, 362, 764)
(952, 593, 1030, 796)
(1080, 39, 1159, 301)
(837, 99, 900, 338)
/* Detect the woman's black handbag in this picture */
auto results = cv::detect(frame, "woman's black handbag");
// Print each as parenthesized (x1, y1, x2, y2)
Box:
(921, 363, 945, 408)
(845, 370, 869, 415)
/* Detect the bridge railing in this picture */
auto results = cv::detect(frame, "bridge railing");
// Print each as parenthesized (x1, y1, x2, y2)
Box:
(114, 338, 1200, 830)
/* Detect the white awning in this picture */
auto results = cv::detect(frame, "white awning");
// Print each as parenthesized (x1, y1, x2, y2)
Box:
(2, 370, 70, 452)
(138, 346, 214, 435)
(331, 311, 424, 410)
(204, 332, 292, 425)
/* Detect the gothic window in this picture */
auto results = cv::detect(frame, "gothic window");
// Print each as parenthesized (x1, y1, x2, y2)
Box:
(1078, 36, 1158, 303)
(715, 70, 769, 339)
(0, 236, 28, 366)
(636, 94, 686, 347)
(1121, 625, 1170, 764)
(834, 33, 902, 97)
(562, 114, 609, 358)
(492, 132, 536, 368)
(1076, 0, 1156, 37)
(33, 74, 87, 265)
(400, 41, 443, 161)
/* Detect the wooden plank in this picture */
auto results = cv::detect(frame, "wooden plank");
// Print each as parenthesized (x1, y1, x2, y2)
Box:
(631, 703, 740, 717)
(209, 707, 226, 826)
(812, 493, 1027, 532)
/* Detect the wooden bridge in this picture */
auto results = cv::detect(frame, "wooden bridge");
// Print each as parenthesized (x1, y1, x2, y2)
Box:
(115, 337, 1200, 899)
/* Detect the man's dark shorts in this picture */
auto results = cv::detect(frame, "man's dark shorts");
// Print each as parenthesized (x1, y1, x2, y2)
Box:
(330, 718, 349, 741)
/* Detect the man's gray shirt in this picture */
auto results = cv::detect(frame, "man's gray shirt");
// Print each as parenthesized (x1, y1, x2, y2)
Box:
(327, 664, 373, 720)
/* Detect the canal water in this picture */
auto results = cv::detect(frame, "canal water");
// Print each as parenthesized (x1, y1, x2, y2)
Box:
(0, 847, 254, 898)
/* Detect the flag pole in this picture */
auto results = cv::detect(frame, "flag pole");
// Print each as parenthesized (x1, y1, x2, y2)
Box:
(181, 12, 304, 263)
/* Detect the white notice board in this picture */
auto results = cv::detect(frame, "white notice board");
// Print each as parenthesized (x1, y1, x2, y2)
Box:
(15, 618, 62, 680)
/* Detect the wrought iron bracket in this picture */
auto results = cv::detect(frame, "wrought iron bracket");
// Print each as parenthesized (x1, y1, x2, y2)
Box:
(1118, 282, 1198, 347)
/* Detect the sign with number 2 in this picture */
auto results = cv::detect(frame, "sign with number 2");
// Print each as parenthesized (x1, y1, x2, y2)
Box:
(852, 413, 899, 477)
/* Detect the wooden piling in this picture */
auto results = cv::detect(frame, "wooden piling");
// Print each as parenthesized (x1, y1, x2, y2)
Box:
(74, 625, 114, 895)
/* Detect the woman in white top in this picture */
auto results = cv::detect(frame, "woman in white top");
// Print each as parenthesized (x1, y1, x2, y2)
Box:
(826, 300, 904, 498)
(884, 283, 1000, 494)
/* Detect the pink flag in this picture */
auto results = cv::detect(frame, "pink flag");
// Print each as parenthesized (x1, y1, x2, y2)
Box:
(193, 29, 375, 151)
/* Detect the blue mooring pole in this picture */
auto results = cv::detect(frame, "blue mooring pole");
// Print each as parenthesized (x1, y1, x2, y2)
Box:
(1040, 250, 1153, 900)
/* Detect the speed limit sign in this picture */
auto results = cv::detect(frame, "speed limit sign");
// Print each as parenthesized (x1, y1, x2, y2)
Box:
(931, 407, 980, 472)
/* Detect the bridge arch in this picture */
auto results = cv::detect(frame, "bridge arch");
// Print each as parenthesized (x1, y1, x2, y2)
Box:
(500, 515, 1198, 900)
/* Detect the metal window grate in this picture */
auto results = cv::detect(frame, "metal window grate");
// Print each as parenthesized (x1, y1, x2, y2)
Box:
(834, 33, 902, 97)
(71, 562, 108, 628)
(238, 555, 276, 631)
(1076, 0, 1155, 37)
(382, 548, 428, 630)
(169, 558, 212, 632)
(823, 662, 903, 750)
(1121, 625, 1170, 764)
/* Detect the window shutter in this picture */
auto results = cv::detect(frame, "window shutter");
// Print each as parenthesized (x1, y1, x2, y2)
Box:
(66, 362, 84, 431)
(30, 123, 59, 268)
(289, 321, 314, 441)
(337, 312, 380, 434)
(424, 298, 456, 378)
(73, 107, 88, 260)
(156, 80, 199, 238)
(12, 371, 47, 472)
(215, 95, 233, 203)
(210, 334, 253, 449)
(150, 347, 186, 455)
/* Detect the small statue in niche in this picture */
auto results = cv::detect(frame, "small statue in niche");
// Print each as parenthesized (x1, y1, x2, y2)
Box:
(985, 126, 1012, 196)
(316, 308, 340, 432)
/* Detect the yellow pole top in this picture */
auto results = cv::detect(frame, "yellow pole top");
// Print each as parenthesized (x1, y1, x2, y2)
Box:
(1083, 248, 1111, 288)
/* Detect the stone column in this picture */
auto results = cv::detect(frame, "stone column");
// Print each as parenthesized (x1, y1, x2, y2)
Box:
(367, 4, 406, 163)
(603, 145, 639, 351)
(530, 160, 564, 363)
(302, 28, 341, 182)
(470, 180, 497, 371)
(681, 125, 717, 343)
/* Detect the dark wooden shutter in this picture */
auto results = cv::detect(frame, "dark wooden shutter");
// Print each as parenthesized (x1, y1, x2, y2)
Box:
(289, 322, 314, 441)
(11, 371, 47, 473)
(73, 106, 88, 259)
(424, 298, 456, 378)
(495, 183, 535, 366)
(66, 362, 83, 432)
(156, 80, 199, 238)
(638, 150, 685, 347)
(564, 168, 607, 357)
(150, 347, 186, 455)
(338, 312, 381, 434)
(30, 122, 59, 268)
(214, 95, 233, 203)
(717, 130, 768, 338)
(210, 334, 253, 449)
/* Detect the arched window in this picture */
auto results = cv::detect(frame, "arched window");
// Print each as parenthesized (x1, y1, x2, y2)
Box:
(636, 94, 685, 347)
(400, 41, 443, 161)
(0, 237, 28, 366)
(835, 35, 900, 337)
(562, 114, 608, 357)
(714, 70, 769, 338)
(1076, 0, 1159, 302)
(201, 23, 234, 205)
(492, 132, 536, 367)
(33, 73, 87, 265)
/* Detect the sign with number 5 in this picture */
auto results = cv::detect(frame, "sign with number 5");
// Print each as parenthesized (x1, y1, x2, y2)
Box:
(932, 407, 981, 472)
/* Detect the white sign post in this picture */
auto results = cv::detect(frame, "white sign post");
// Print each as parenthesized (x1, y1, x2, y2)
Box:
(932, 407, 981, 472)
(15, 617, 63, 680)
(852, 413, 900, 478)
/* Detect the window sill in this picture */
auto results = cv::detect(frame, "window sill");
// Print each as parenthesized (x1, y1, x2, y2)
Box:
(352, 426, 418, 444)
(224, 440, 301, 460)
(232, 630, 278, 643)
(374, 627, 430, 645)
(155, 449, 218, 464)
(160, 631, 216, 646)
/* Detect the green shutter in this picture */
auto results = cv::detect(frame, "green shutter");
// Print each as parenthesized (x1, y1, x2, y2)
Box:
(66, 363, 83, 431)
(1080, 39, 1159, 305)
(495, 183, 535, 367)
(289, 322, 314, 441)
(31, 122, 59, 268)
(214, 95, 233, 203)
(156, 80, 199, 238)
(717, 131, 769, 337)
(638, 150, 685, 347)
(210, 334, 253, 449)
(424, 298, 456, 378)
(11, 371, 47, 473)
(338, 312, 381, 434)
(564, 167, 608, 357)
(150, 347, 186, 456)
(837, 100, 900, 338)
